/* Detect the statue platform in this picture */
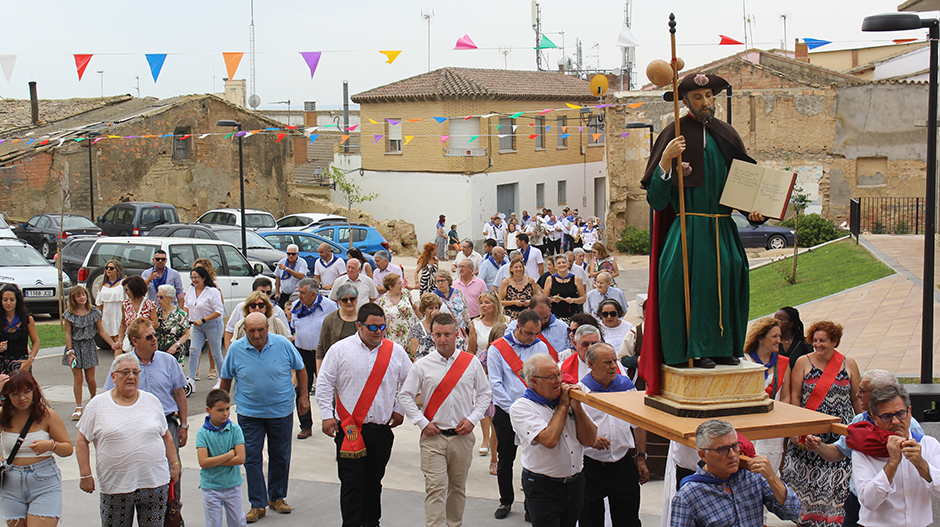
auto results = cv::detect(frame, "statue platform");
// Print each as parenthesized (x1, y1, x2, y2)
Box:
(646, 361, 773, 417)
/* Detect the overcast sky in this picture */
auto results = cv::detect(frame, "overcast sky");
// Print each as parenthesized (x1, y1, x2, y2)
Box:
(1, 0, 934, 110)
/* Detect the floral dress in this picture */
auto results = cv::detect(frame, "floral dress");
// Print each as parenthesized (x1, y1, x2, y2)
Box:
(436, 288, 469, 330)
(63, 308, 102, 369)
(593, 256, 618, 287)
(503, 281, 534, 320)
(377, 294, 419, 350)
(157, 305, 191, 359)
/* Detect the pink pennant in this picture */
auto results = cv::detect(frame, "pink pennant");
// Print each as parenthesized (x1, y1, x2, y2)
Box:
(439, 135, 450, 143)
(538, 109, 553, 115)
(454, 34, 478, 50)
(346, 124, 359, 131)
(299, 52, 322, 79)
(92, 137, 105, 144)
(74, 54, 93, 81)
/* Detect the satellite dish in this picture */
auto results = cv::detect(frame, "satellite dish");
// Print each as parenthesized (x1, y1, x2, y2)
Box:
(248, 94, 261, 109)
(590, 75, 609, 96)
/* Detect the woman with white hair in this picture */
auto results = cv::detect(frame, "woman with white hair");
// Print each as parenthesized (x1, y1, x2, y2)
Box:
(155, 284, 191, 361)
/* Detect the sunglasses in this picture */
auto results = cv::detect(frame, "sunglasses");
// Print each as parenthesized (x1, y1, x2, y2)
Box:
(260, 290, 274, 296)
(287, 252, 298, 256)
(141, 334, 157, 341)
(340, 297, 357, 304)
(248, 302, 266, 309)
(153, 257, 167, 262)
(106, 266, 116, 270)
(600, 311, 619, 318)
(362, 323, 387, 332)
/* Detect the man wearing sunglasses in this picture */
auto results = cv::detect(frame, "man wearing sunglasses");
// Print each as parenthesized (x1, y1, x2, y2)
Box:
(671, 419, 800, 527)
(143, 250, 184, 305)
(316, 303, 412, 527)
(224, 277, 290, 352)
(275, 244, 308, 310)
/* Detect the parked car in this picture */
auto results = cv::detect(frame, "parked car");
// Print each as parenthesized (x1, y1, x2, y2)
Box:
(0, 238, 71, 316)
(304, 223, 389, 254)
(14, 213, 102, 258)
(96, 202, 180, 237)
(78, 237, 265, 314)
(257, 230, 375, 272)
(276, 213, 347, 229)
(57, 235, 100, 284)
(196, 208, 277, 229)
(0, 217, 16, 239)
(732, 213, 796, 249)
(148, 223, 286, 273)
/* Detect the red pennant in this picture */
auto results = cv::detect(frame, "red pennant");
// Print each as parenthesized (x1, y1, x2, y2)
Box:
(719, 35, 744, 45)
(528, 134, 539, 140)
(276, 133, 287, 143)
(180, 134, 192, 140)
(74, 54, 93, 81)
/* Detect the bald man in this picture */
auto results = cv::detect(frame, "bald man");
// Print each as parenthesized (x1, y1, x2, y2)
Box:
(329, 258, 378, 310)
(314, 243, 345, 291)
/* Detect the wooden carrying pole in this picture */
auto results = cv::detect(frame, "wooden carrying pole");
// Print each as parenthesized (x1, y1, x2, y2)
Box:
(668, 14, 693, 367)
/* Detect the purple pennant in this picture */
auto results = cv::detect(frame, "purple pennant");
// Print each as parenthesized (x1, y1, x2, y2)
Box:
(235, 131, 248, 137)
(386, 119, 400, 125)
(621, 133, 630, 138)
(373, 135, 384, 144)
(299, 52, 322, 79)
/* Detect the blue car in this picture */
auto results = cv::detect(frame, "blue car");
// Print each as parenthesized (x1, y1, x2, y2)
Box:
(257, 230, 375, 273)
(303, 223, 389, 255)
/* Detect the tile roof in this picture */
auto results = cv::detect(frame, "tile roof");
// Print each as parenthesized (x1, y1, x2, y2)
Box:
(352, 67, 596, 103)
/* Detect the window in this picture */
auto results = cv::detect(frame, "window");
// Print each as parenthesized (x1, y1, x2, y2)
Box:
(337, 227, 351, 244)
(195, 244, 223, 274)
(170, 228, 192, 238)
(193, 229, 213, 240)
(446, 118, 483, 156)
(353, 228, 367, 242)
(221, 245, 253, 276)
(169, 244, 195, 271)
(115, 208, 134, 225)
(498, 117, 515, 152)
(101, 209, 115, 223)
(298, 235, 320, 253)
(27, 216, 42, 228)
(36, 216, 51, 229)
(557, 181, 567, 205)
(173, 127, 192, 160)
(557, 116, 567, 148)
(315, 228, 334, 241)
(536, 183, 545, 208)
(264, 234, 294, 251)
(387, 119, 402, 153)
(588, 115, 605, 146)
(535, 117, 545, 149)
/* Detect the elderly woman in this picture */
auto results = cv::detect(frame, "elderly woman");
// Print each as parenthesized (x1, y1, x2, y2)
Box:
(1, 284, 40, 375)
(408, 292, 464, 360)
(117, 276, 158, 355)
(316, 283, 360, 372)
(414, 242, 439, 295)
(0, 370, 73, 527)
(595, 299, 633, 352)
(155, 284, 191, 361)
(96, 260, 126, 345)
(232, 290, 290, 339)
(185, 266, 224, 383)
(76, 353, 180, 527)
(376, 273, 418, 349)
(433, 269, 470, 332)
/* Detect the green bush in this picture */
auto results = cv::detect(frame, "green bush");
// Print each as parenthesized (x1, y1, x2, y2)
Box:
(779, 213, 842, 247)
(616, 225, 650, 255)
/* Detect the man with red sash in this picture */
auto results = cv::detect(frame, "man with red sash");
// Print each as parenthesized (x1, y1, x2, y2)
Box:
(559, 325, 625, 384)
(315, 303, 412, 527)
(849, 383, 940, 527)
(488, 309, 549, 520)
(505, 294, 570, 361)
(398, 313, 491, 527)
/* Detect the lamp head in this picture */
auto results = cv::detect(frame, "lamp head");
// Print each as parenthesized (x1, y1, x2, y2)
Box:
(862, 13, 926, 32)
(625, 122, 653, 130)
(216, 120, 241, 127)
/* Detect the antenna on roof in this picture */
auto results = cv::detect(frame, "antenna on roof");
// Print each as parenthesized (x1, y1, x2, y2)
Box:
(499, 47, 512, 70)
(422, 9, 434, 72)
(779, 13, 790, 52)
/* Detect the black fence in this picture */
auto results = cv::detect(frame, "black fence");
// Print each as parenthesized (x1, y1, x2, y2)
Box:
(857, 196, 925, 235)
(849, 199, 860, 243)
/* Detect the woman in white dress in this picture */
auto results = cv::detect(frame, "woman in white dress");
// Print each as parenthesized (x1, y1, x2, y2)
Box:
(595, 299, 633, 352)
(467, 291, 506, 458)
(95, 260, 125, 344)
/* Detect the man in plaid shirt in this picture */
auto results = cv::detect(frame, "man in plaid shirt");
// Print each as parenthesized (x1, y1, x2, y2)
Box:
(670, 420, 801, 527)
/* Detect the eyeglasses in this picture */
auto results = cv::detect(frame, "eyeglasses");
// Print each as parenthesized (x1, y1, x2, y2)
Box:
(876, 409, 910, 423)
(340, 297, 357, 304)
(531, 374, 561, 382)
(138, 334, 157, 342)
(114, 370, 141, 377)
(153, 257, 167, 262)
(600, 311, 619, 318)
(248, 302, 266, 309)
(363, 323, 387, 332)
(106, 266, 116, 270)
(702, 442, 741, 456)
(8, 389, 33, 399)
(157, 295, 167, 300)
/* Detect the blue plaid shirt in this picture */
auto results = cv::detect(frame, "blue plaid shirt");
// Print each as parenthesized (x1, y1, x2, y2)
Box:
(670, 464, 802, 527)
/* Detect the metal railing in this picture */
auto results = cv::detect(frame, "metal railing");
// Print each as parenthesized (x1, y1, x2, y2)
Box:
(858, 196, 925, 234)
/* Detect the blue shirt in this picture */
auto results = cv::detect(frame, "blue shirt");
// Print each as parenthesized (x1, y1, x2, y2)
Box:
(142, 266, 184, 304)
(195, 419, 245, 490)
(834, 411, 925, 495)
(487, 334, 549, 412)
(584, 287, 629, 318)
(478, 257, 504, 291)
(289, 295, 338, 350)
(221, 333, 304, 418)
(104, 350, 187, 415)
(670, 464, 802, 527)
(505, 316, 571, 355)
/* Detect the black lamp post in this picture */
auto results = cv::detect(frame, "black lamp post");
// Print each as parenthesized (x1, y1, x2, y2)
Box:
(216, 120, 248, 257)
(863, 13, 938, 384)
(87, 131, 100, 220)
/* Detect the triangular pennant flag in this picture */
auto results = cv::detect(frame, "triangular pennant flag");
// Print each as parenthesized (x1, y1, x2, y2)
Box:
(180, 134, 192, 140)
(346, 124, 359, 131)
(562, 126, 567, 133)
(235, 131, 248, 137)
(510, 111, 524, 119)
(803, 38, 832, 50)
(616, 25, 640, 48)
(455, 34, 478, 50)
(496, 125, 502, 131)
(373, 135, 384, 144)
(92, 137, 105, 144)
(145, 54, 167, 83)
(0, 55, 16, 83)
(627, 102, 646, 109)
(621, 133, 630, 138)
(340, 135, 351, 144)
(719, 35, 744, 45)
(367, 118, 378, 124)
(537, 35, 557, 50)
(469, 136, 479, 142)
(579, 126, 585, 132)
(299, 52, 322, 79)
(498, 134, 509, 139)
(310, 134, 319, 143)
(512, 125, 518, 132)
(566, 103, 582, 109)
(538, 109, 553, 115)
(379, 50, 402, 64)
(276, 133, 287, 143)
(404, 135, 414, 145)
(644, 133, 651, 140)
(386, 119, 400, 125)
(595, 104, 612, 109)
(528, 134, 539, 140)
(408, 118, 423, 122)
(463, 115, 473, 120)
(560, 134, 570, 139)
(222, 52, 243, 80)
(546, 126, 551, 132)
(440, 135, 450, 142)
(433, 117, 448, 123)
(199, 133, 211, 139)
(592, 133, 602, 142)
(74, 54, 93, 81)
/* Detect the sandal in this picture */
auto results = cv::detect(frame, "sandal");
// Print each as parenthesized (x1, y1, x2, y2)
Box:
(208, 369, 217, 380)
(489, 463, 498, 476)
(71, 406, 82, 421)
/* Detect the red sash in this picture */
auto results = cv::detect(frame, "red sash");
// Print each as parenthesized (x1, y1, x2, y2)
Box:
(537, 333, 559, 362)
(560, 354, 581, 384)
(493, 337, 528, 388)
(335, 339, 393, 459)
(423, 351, 474, 422)
(804, 351, 844, 412)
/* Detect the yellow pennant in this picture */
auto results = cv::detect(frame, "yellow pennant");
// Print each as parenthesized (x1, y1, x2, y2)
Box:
(404, 135, 414, 145)
(379, 50, 402, 64)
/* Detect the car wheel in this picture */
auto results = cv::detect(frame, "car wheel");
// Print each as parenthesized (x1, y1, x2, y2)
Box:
(41, 240, 53, 259)
(767, 235, 787, 250)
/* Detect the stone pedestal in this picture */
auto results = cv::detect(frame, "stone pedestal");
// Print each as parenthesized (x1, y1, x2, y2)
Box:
(645, 362, 773, 417)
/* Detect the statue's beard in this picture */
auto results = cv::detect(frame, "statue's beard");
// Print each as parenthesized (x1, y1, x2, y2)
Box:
(690, 104, 716, 125)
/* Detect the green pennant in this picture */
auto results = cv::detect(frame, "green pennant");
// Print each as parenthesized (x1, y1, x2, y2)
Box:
(536, 36, 557, 50)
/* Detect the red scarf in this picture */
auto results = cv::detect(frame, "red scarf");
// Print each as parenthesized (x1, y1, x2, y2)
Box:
(846, 420, 907, 458)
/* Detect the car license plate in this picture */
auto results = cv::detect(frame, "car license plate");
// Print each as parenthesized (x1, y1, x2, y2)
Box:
(24, 289, 54, 298)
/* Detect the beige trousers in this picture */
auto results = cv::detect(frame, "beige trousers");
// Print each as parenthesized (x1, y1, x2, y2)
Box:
(419, 431, 475, 527)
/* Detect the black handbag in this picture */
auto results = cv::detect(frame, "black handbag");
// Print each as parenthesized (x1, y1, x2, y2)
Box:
(0, 415, 35, 486)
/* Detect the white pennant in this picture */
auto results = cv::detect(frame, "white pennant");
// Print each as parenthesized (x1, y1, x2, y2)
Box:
(616, 25, 640, 48)
(512, 125, 518, 132)
(0, 55, 16, 83)
(199, 133, 211, 139)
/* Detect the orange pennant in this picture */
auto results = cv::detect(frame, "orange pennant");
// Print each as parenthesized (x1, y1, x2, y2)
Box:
(408, 118, 423, 122)
(592, 133, 602, 142)
(627, 102, 646, 109)
(340, 135, 351, 144)
(222, 52, 244, 81)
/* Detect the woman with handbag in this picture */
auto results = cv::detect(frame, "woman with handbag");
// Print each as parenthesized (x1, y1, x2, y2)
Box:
(0, 370, 73, 527)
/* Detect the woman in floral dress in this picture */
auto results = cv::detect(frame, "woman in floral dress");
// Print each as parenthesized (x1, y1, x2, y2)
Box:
(377, 273, 418, 350)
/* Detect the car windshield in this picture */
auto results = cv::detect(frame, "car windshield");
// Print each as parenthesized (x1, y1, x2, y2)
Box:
(89, 243, 156, 269)
(59, 216, 98, 230)
(246, 214, 277, 228)
(216, 230, 275, 250)
(0, 244, 51, 266)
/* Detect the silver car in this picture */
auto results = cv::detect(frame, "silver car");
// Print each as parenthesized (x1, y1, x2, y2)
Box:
(0, 238, 71, 315)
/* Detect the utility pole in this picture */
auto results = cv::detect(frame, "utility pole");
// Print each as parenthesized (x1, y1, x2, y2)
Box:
(421, 9, 434, 72)
(134, 76, 140, 98)
(532, 1, 542, 71)
(249, 0, 258, 108)
(97, 71, 104, 97)
(621, 0, 635, 90)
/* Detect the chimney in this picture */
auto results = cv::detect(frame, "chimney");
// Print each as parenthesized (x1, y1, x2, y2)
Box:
(304, 101, 317, 128)
(28, 81, 39, 125)
(794, 40, 808, 63)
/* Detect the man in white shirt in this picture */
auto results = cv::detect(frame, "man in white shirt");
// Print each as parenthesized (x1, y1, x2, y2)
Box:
(585, 272, 628, 317)
(510, 353, 597, 527)
(372, 250, 403, 294)
(578, 342, 648, 527)
(290, 278, 337, 439)
(515, 233, 543, 279)
(316, 303, 413, 527)
(483, 215, 507, 247)
(557, 325, 624, 383)
(224, 277, 290, 351)
(313, 243, 345, 291)
(398, 313, 491, 527)
(853, 383, 940, 527)
(451, 240, 483, 274)
(275, 244, 308, 310)
(566, 251, 590, 287)
(452, 260, 488, 318)
(329, 259, 378, 310)
(480, 246, 508, 292)
(545, 214, 563, 256)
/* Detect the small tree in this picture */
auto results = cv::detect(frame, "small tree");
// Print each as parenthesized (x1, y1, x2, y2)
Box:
(329, 166, 378, 249)
(787, 184, 810, 284)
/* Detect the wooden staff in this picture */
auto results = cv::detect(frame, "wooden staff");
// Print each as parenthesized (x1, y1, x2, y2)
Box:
(667, 14, 693, 368)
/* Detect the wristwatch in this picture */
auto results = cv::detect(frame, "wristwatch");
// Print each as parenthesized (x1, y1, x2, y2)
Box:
(633, 451, 648, 460)
(180, 424, 190, 430)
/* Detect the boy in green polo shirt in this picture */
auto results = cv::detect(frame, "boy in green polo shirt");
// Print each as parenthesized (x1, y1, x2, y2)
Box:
(197, 389, 247, 527)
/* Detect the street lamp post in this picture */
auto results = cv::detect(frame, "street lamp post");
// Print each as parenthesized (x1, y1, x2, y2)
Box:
(216, 120, 248, 257)
(87, 131, 100, 220)
(863, 13, 938, 383)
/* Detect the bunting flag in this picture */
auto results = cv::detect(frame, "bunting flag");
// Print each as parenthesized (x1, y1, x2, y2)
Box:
(616, 24, 640, 48)
(579, 126, 585, 132)
(346, 124, 359, 131)
(621, 133, 630, 138)
(803, 38, 832, 50)
(463, 115, 473, 120)
(222, 52, 243, 80)
(719, 35, 744, 46)
(536, 35, 557, 50)
(510, 111, 524, 119)
(566, 103, 582, 109)
(404, 135, 414, 145)
(538, 109, 553, 115)
(408, 118, 423, 122)
(92, 137, 105, 144)
(340, 134, 351, 144)
(528, 134, 539, 139)
(433, 117, 448, 123)
(299, 52, 322, 79)
(496, 124, 502, 131)
(386, 119, 400, 125)
(0, 55, 15, 83)
(592, 133, 602, 142)
(627, 102, 646, 109)
(454, 34, 478, 50)
(468, 135, 478, 142)
(74, 54, 93, 81)
(145, 54, 167, 82)
(545, 126, 550, 132)
(439, 135, 449, 142)
(379, 50, 402, 64)
(512, 125, 518, 132)
(310, 134, 319, 143)
(367, 118, 378, 124)
(562, 126, 567, 133)
(373, 135, 384, 143)
(560, 134, 570, 140)
(275, 133, 287, 143)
